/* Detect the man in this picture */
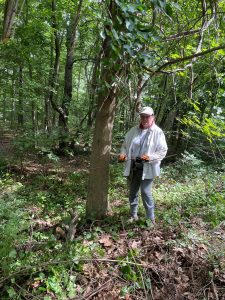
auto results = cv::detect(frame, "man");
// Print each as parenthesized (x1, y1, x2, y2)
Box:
(118, 106, 168, 224)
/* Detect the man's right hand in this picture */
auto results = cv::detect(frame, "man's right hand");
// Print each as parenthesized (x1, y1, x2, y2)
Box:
(118, 154, 127, 162)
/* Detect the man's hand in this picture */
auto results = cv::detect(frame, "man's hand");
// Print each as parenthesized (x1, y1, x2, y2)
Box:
(118, 154, 127, 162)
(141, 154, 150, 161)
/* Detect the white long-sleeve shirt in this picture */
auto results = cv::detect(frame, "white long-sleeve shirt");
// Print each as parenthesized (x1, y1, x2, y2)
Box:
(120, 124, 168, 179)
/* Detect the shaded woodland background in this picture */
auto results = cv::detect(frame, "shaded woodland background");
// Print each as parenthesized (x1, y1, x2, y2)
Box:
(1, 0, 224, 155)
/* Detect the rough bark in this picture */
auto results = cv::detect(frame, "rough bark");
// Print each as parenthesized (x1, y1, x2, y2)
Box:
(17, 66, 23, 127)
(2, 0, 19, 42)
(86, 91, 118, 218)
(45, 0, 61, 133)
(58, 0, 83, 149)
(10, 69, 16, 128)
(86, 0, 123, 219)
(87, 53, 101, 128)
(28, 65, 37, 134)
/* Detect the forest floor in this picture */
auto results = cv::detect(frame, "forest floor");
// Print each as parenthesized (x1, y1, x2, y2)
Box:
(0, 131, 225, 300)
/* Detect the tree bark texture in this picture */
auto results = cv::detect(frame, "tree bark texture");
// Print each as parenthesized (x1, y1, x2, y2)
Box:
(87, 53, 101, 127)
(17, 66, 24, 127)
(2, 0, 19, 42)
(86, 0, 123, 219)
(45, 0, 61, 133)
(58, 0, 83, 149)
(86, 89, 118, 218)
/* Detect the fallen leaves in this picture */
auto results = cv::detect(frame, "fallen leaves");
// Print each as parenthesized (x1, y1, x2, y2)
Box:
(129, 240, 140, 249)
(99, 234, 113, 247)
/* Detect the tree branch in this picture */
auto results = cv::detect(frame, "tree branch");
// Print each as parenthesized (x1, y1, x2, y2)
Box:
(158, 44, 225, 71)
(2, 0, 19, 42)
(143, 44, 225, 75)
(163, 29, 201, 41)
(73, 57, 96, 64)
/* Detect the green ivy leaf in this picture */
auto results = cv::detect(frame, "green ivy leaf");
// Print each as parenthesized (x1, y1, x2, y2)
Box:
(125, 19, 134, 31)
(112, 28, 119, 41)
(165, 3, 173, 16)
(100, 30, 105, 39)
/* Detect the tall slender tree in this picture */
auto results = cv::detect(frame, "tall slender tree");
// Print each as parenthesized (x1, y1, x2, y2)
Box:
(58, 0, 83, 149)
(45, 0, 62, 133)
(2, 0, 19, 42)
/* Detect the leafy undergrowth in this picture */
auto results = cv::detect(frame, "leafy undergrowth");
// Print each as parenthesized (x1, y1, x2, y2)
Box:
(0, 153, 224, 300)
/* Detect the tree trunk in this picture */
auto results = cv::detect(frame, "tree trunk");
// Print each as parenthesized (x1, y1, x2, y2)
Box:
(130, 76, 148, 123)
(2, 0, 19, 42)
(86, 91, 118, 218)
(58, 0, 83, 149)
(44, 33, 53, 133)
(86, 0, 123, 219)
(87, 53, 101, 127)
(2, 91, 6, 123)
(17, 66, 24, 127)
(45, 0, 61, 133)
(10, 69, 16, 128)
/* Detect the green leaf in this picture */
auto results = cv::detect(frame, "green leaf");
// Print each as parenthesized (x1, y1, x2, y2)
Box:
(192, 102, 201, 112)
(7, 287, 17, 298)
(112, 28, 119, 41)
(121, 264, 138, 281)
(125, 19, 134, 31)
(123, 44, 135, 57)
(170, 53, 180, 59)
(100, 30, 105, 39)
(111, 43, 122, 58)
(217, 49, 225, 55)
(116, 16, 123, 25)
(165, 3, 173, 16)
(126, 4, 136, 13)
(8, 249, 17, 258)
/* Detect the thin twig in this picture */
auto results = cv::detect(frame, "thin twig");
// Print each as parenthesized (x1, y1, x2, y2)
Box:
(14, 282, 43, 300)
(211, 280, 219, 300)
(84, 279, 112, 300)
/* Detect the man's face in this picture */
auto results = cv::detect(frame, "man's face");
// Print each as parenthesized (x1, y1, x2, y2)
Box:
(140, 114, 154, 128)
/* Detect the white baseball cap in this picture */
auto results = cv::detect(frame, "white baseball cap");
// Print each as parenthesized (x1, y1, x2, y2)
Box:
(139, 106, 154, 116)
